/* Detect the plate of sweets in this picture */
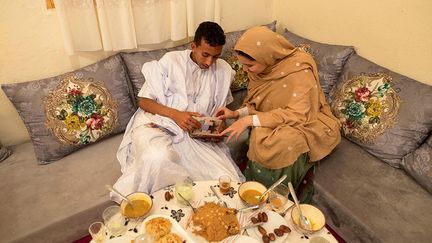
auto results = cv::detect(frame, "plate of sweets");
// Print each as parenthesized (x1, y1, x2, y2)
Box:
(185, 197, 248, 243)
(246, 210, 291, 243)
(138, 214, 195, 243)
(190, 117, 226, 139)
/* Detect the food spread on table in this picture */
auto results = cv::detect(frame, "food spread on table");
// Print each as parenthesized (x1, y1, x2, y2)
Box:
(191, 202, 240, 241)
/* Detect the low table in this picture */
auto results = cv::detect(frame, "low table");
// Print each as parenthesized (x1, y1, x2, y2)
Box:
(97, 180, 338, 242)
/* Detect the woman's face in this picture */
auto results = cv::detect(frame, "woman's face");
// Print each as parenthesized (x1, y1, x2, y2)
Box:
(237, 55, 267, 74)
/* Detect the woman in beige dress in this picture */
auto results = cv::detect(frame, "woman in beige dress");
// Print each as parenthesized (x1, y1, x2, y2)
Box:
(216, 26, 341, 202)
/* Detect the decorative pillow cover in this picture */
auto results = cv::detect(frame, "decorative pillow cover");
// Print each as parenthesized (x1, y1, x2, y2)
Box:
(331, 73, 400, 143)
(282, 28, 355, 102)
(1, 54, 136, 164)
(45, 76, 118, 146)
(332, 54, 432, 168)
(402, 135, 432, 194)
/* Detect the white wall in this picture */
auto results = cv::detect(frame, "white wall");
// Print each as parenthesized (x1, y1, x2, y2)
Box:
(0, 0, 273, 146)
(273, 0, 432, 86)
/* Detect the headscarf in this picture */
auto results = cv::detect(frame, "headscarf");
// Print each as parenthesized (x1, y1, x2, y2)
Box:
(234, 26, 341, 169)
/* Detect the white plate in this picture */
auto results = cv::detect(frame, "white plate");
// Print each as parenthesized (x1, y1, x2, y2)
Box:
(139, 214, 195, 243)
(222, 235, 260, 243)
(246, 210, 289, 243)
(185, 196, 246, 243)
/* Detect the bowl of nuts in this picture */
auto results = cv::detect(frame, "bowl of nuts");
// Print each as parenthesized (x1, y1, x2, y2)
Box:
(246, 210, 291, 243)
(291, 204, 325, 234)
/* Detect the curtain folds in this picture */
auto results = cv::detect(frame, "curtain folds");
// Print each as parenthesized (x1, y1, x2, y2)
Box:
(54, 0, 222, 54)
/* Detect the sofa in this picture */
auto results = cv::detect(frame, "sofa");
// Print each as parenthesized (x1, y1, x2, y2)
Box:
(1, 22, 431, 243)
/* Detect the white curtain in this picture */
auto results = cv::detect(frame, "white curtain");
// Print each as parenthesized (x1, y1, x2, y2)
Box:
(54, 0, 222, 54)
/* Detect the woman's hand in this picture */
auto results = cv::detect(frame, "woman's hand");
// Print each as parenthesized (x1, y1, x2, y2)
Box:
(171, 110, 202, 132)
(215, 107, 239, 120)
(220, 116, 253, 142)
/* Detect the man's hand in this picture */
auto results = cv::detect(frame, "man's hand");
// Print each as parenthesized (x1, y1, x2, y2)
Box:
(219, 116, 252, 142)
(171, 110, 202, 132)
(215, 107, 238, 120)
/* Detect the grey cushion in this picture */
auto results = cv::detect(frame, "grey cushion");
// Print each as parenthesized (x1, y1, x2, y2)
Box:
(0, 143, 12, 162)
(402, 134, 432, 194)
(120, 43, 190, 101)
(332, 54, 432, 168)
(314, 137, 432, 243)
(1, 54, 136, 164)
(282, 28, 355, 101)
(0, 134, 122, 243)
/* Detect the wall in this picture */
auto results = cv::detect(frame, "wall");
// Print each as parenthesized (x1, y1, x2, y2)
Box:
(0, 0, 273, 146)
(274, 0, 432, 86)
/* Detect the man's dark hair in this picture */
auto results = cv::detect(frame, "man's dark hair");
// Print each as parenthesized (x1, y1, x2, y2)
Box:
(194, 21, 225, 47)
(236, 50, 256, 61)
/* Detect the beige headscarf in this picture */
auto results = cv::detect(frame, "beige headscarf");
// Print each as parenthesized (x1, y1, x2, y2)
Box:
(234, 26, 341, 169)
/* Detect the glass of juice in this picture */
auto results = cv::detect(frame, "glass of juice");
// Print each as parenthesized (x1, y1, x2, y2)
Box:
(102, 205, 127, 236)
(218, 175, 231, 194)
(269, 184, 289, 214)
(175, 178, 194, 207)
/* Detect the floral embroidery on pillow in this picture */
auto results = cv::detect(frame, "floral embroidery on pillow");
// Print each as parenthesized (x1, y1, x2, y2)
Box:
(227, 50, 249, 91)
(45, 75, 118, 145)
(331, 73, 400, 143)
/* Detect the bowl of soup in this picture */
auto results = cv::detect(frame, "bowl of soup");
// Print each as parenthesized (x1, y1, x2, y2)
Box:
(238, 181, 268, 206)
(120, 192, 153, 218)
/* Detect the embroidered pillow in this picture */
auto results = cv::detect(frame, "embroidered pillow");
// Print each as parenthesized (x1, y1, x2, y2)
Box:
(45, 76, 118, 145)
(282, 28, 355, 102)
(402, 135, 432, 194)
(1, 54, 136, 164)
(331, 54, 432, 168)
(331, 73, 400, 143)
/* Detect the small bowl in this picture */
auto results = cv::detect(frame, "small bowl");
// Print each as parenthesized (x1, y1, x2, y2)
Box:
(291, 204, 325, 234)
(238, 181, 268, 206)
(120, 192, 153, 219)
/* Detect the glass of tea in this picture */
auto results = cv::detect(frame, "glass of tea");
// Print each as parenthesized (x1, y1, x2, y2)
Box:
(268, 184, 289, 214)
(218, 175, 231, 194)
(88, 221, 106, 243)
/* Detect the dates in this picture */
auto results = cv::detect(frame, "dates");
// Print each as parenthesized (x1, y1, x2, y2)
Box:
(251, 217, 259, 224)
(279, 224, 291, 233)
(274, 228, 284, 237)
(258, 225, 267, 236)
(164, 191, 173, 201)
(268, 233, 276, 241)
(262, 235, 270, 243)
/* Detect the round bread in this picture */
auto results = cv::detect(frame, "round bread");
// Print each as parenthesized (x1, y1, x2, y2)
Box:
(156, 232, 183, 243)
(145, 217, 172, 240)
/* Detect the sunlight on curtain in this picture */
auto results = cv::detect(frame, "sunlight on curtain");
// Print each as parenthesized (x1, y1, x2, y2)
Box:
(54, 0, 269, 54)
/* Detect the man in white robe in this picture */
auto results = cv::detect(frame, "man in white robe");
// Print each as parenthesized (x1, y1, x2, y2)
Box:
(112, 22, 245, 202)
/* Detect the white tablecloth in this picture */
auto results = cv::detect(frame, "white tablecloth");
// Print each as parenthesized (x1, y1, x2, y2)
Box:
(100, 180, 338, 243)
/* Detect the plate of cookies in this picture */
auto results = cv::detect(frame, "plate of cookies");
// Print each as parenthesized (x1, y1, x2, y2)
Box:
(246, 210, 291, 243)
(139, 214, 194, 243)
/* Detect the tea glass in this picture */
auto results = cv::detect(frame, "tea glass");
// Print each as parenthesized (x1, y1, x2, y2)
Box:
(218, 175, 231, 194)
(88, 221, 106, 243)
(268, 184, 289, 214)
(174, 178, 194, 206)
(102, 205, 127, 236)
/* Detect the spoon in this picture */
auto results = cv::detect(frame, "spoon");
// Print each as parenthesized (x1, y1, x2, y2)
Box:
(210, 185, 228, 207)
(177, 192, 197, 213)
(287, 182, 312, 230)
(105, 185, 134, 208)
(257, 174, 288, 202)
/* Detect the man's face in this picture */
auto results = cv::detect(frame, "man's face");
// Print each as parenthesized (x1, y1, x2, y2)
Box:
(191, 39, 223, 69)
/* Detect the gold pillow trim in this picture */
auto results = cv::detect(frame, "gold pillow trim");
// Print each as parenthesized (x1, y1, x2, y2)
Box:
(45, 75, 118, 145)
(227, 50, 249, 91)
(331, 73, 400, 143)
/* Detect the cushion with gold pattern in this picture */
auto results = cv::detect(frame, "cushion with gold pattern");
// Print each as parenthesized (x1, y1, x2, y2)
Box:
(331, 54, 432, 168)
(1, 54, 135, 164)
